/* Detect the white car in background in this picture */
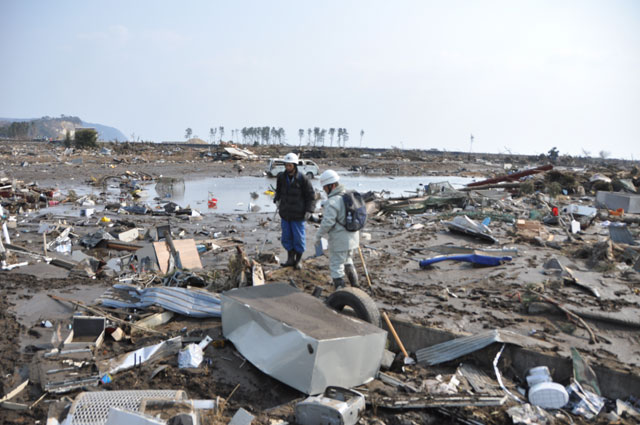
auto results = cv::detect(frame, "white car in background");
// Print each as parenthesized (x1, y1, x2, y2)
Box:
(265, 158, 320, 178)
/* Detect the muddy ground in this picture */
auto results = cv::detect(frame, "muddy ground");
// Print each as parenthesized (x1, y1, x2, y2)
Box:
(1, 141, 639, 424)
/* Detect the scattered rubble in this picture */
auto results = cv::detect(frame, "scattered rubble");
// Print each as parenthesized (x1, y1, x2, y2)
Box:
(1, 141, 640, 424)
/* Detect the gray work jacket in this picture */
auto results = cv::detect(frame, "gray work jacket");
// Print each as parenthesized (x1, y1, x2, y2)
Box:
(314, 184, 359, 250)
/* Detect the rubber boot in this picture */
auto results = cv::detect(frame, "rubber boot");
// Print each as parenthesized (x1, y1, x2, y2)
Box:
(344, 264, 359, 287)
(293, 251, 303, 270)
(281, 250, 295, 267)
(333, 277, 346, 289)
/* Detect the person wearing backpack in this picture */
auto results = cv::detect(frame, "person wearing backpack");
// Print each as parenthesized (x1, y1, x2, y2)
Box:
(274, 152, 315, 270)
(313, 169, 360, 289)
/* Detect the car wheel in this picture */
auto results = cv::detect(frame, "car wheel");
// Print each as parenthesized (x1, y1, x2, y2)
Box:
(326, 287, 381, 327)
(306, 172, 314, 179)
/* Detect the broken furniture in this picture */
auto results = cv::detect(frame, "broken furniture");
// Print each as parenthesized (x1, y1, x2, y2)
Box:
(65, 316, 106, 349)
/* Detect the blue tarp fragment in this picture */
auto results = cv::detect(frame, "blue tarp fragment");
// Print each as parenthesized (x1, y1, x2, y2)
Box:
(419, 254, 512, 268)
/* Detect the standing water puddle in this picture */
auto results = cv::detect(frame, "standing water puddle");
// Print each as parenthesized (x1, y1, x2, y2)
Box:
(42, 175, 476, 215)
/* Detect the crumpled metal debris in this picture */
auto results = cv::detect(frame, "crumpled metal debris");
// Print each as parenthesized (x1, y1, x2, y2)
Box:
(97, 336, 182, 376)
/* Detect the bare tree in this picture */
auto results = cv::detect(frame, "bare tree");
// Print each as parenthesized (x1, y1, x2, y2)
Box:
(329, 128, 336, 147)
(599, 150, 610, 159)
(359, 129, 365, 147)
(185, 128, 192, 140)
(298, 129, 304, 146)
(313, 127, 320, 146)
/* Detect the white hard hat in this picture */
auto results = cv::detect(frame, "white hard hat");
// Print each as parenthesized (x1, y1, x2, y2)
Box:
(283, 152, 299, 164)
(320, 169, 340, 186)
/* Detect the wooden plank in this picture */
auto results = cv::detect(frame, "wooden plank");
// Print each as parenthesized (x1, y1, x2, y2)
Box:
(0, 380, 28, 403)
(153, 241, 171, 274)
(172, 239, 203, 270)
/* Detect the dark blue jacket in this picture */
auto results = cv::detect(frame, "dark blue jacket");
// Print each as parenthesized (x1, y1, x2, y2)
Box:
(274, 170, 315, 221)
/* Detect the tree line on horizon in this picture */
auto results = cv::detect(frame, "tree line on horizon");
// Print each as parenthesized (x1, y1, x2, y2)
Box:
(0, 115, 82, 139)
(184, 126, 365, 147)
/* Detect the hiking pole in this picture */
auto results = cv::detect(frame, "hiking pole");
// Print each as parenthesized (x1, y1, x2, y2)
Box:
(357, 245, 372, 288)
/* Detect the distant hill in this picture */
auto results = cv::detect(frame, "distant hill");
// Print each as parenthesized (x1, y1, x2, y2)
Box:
(0, 116, 127, 141)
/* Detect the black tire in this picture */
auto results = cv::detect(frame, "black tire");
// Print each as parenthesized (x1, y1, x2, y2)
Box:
(326, 287, 381, 327)
(306, 172, 314, 179)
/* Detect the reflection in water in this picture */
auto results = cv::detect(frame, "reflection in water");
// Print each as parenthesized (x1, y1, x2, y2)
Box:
(155, 177, 185, 201)
(147, 175, 475, 215)
(39, 175, 476, 216)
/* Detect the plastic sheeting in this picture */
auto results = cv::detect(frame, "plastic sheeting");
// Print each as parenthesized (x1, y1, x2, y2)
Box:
(98, 285, 221, 317)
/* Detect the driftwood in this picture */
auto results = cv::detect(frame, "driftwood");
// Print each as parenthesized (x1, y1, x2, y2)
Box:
(526, 289, 598, 344)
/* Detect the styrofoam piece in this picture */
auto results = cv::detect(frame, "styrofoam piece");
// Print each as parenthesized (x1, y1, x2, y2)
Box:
(105, 407, 165, 425)
(562, 204, 597, 217)
(178, 344, 204, 369)
(571, 220, 581, 234)
(190, 399, 216, 409)
(526, 366, 552, 387)
(178, 335, 212, 368)
(528, 382, 569, 409)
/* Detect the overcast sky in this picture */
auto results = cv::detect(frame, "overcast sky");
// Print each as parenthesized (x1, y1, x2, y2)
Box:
(1, 1, 638, 159)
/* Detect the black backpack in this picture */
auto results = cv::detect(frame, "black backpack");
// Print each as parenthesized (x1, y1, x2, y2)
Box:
(340, 191, 367, 231)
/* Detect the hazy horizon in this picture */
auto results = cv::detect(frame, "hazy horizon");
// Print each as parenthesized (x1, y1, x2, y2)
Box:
(1, 1, 638, 160)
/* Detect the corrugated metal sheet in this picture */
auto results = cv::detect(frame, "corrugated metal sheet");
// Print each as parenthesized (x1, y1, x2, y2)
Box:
(416, 329, 554, 366)
(609, 225, 637, 245)
(98, 284, 221, 317)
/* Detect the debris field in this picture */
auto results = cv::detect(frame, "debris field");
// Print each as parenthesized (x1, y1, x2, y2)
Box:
(1, 140, 640, 424)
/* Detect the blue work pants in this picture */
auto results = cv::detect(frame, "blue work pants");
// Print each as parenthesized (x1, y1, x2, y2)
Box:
(281, 219, 306, 253)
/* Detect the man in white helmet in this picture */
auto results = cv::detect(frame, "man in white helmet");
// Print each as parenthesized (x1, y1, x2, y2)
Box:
(313, 169, 360, 289)
(274, 152, 315, 269)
